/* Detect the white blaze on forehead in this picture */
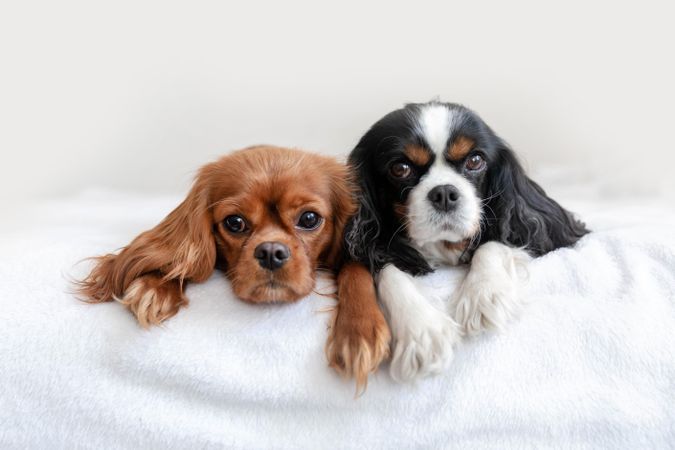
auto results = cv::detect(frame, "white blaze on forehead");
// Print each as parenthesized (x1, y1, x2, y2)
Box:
(417, 104, 454, 155)
(406, 104, 481, 252)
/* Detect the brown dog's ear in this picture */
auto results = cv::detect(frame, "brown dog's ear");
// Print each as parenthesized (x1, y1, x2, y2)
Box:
(76, 172, 216, 326)
(322, 160, 357, 269)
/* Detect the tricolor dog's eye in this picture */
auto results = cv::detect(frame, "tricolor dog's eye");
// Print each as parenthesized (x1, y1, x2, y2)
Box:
(296, 211, 322, 230)
(390, 162, 412, 179)
(465, 154, 486, 171)
(224, 215, 247, 233)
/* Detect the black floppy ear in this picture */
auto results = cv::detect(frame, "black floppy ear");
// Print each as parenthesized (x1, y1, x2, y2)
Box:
(344, 151, 433, 275)
(484, 143, 589, 256)
(344, 155, 386, 270)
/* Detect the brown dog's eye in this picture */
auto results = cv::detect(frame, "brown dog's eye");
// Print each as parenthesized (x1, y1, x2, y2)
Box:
(465, 154, 486, 171)
(390, 162, 412, 179)
(224, 215, 247, 233)
(296, 211, 322, 230)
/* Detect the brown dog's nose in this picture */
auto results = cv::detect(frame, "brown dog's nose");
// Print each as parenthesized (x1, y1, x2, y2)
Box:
(254, 242, 290, 271)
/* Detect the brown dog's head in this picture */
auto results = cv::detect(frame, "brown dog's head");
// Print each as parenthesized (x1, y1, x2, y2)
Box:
(209, 146, 354, 302)
(77, 146, 355, 325)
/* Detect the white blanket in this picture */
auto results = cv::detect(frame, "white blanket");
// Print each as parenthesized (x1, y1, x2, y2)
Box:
(1, 187, 674, 449)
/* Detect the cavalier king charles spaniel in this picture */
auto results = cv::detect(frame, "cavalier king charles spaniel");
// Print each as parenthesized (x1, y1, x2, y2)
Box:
(77, 146, 361, 328)
(328, 101, 589, 385)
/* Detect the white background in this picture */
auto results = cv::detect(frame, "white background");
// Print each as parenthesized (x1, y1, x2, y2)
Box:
(1, 0, 674, 212)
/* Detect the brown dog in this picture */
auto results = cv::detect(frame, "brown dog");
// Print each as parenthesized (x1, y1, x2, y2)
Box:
(78, 145, 390, 390)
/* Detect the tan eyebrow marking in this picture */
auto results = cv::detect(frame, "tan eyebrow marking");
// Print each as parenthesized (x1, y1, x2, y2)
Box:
(447, 136, 475, 161)
(403, 145, 432, 166)
(393, 202, 408, 220)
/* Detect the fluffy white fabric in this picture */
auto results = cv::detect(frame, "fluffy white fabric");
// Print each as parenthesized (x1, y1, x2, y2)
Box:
(1, 186, 674, 449)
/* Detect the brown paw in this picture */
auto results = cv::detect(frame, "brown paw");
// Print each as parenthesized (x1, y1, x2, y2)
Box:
(326, 301, 391, 395)
(117, 275, 188, 327)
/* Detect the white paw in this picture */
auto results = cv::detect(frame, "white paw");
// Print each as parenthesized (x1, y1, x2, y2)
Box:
(452, 273, 519, 336)
(451, 242, 530, 335)
(389, 304, 461, 382)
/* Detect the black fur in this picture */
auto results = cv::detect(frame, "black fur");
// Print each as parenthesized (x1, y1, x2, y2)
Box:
(482, 139, 589, 255)
(345, 107, 435, 276)
(345, 101, 589, 275)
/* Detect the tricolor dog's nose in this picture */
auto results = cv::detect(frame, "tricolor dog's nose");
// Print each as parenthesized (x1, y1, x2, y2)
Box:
(254, 242, 290, 271)
(428, 184, 460, 212)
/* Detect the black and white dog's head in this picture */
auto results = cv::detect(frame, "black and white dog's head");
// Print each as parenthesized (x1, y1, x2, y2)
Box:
(346, 101, 589, 275)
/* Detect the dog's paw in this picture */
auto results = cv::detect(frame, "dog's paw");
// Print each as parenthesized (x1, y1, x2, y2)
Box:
(326, 303, 391, 394)
(452, 275, 518, 335)
(452, 242, 529, 336)
(389, 305, 461, 382)
(117, 275, 187, 328)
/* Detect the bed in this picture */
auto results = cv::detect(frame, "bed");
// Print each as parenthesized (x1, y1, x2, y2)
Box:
(1, 178, 674, 449)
